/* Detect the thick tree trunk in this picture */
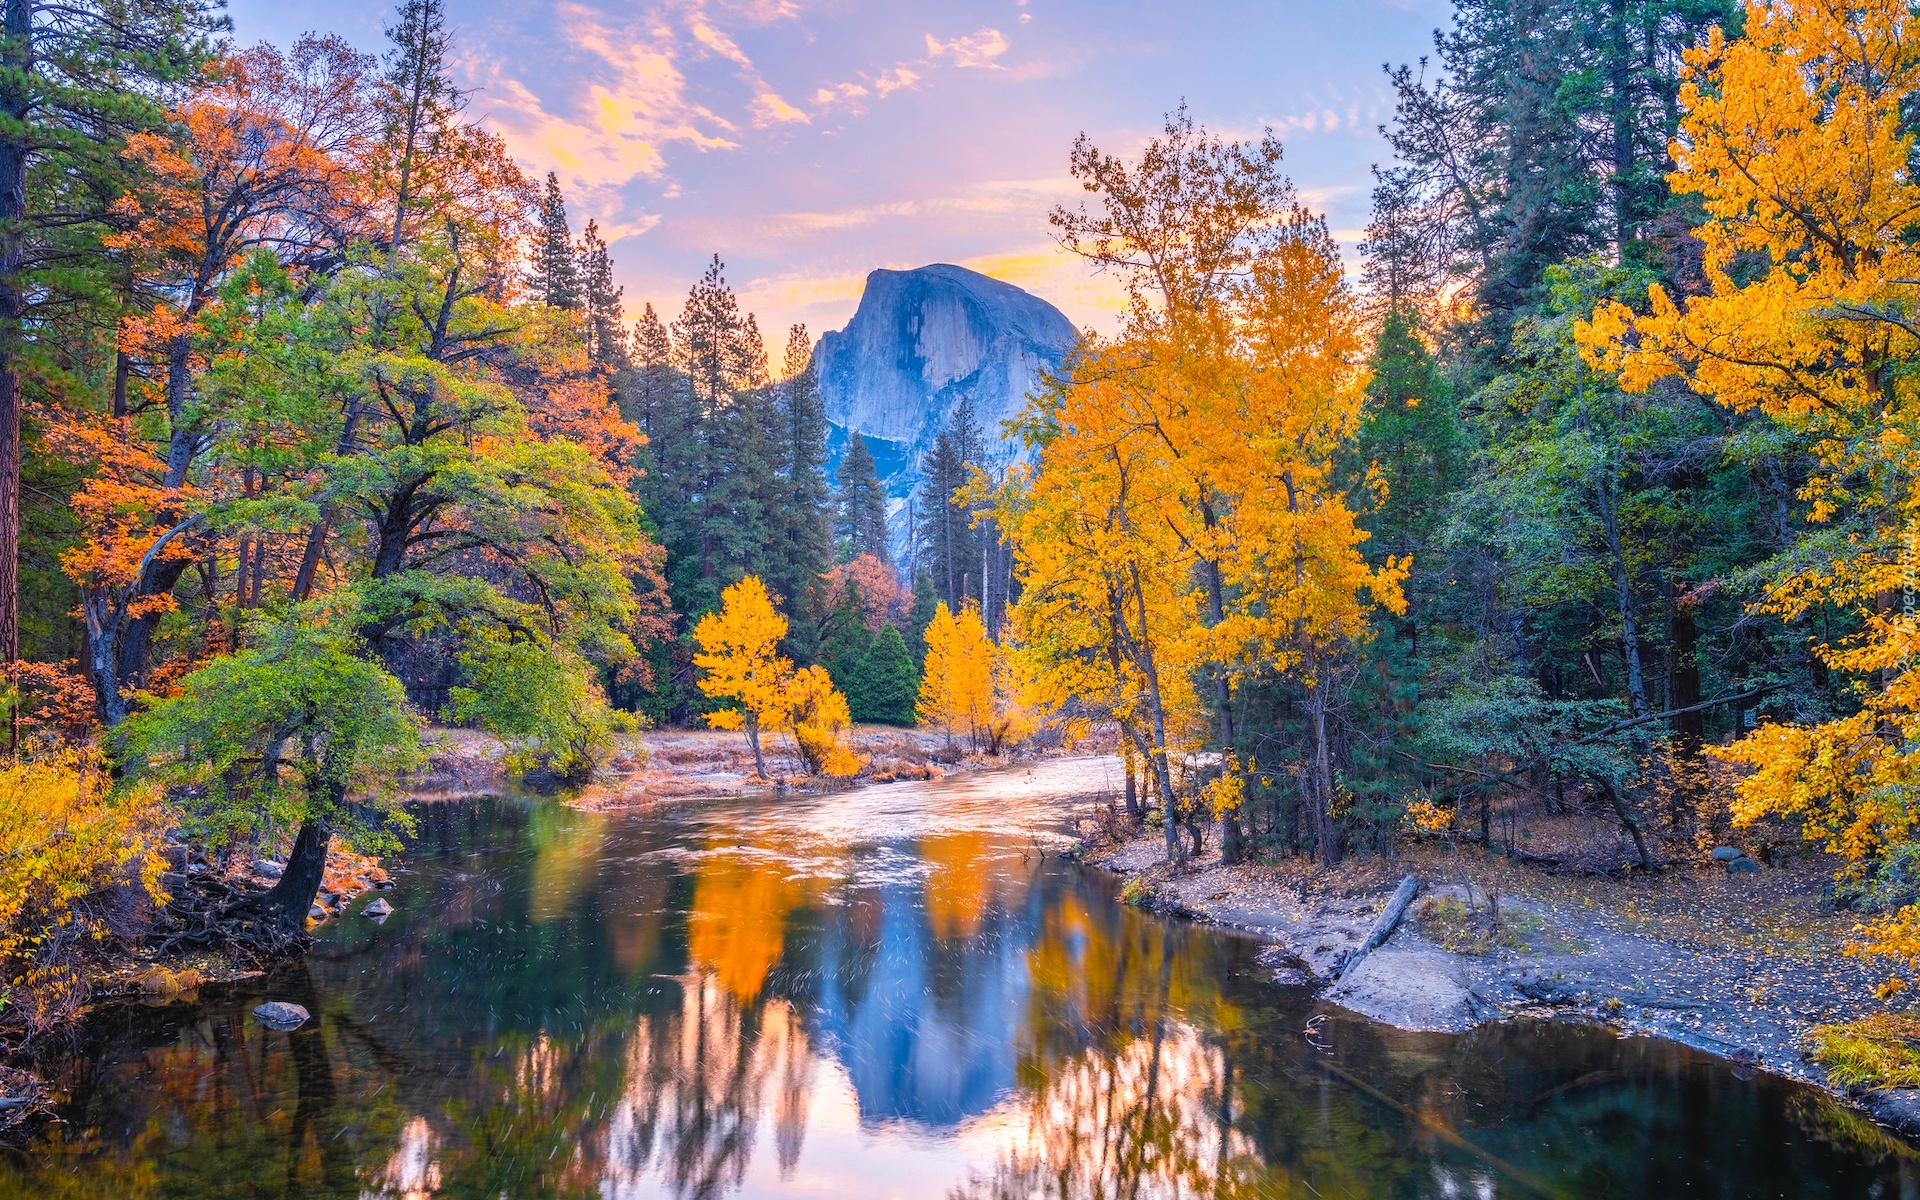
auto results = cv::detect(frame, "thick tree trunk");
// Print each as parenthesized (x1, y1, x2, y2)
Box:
(265, 820, 332, 931)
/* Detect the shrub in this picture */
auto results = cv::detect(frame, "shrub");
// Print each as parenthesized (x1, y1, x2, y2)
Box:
(0, 750, 167, 1041)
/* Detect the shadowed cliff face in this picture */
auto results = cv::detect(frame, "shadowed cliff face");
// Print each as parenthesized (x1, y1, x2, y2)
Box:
(817, 264, 1076, 546)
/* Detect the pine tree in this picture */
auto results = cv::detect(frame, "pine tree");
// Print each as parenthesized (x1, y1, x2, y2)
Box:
(845, 624, 918, 725)
(915, 399, 986, 607)
(667, 256, 776, 615)
(818, 575, 873, 680)
(769, 323, 833, 615)
(532, 171, 582, 309)
(905, 569, 938, 669)
(579, 219, 623, 365)
(835, 432, 890, 564)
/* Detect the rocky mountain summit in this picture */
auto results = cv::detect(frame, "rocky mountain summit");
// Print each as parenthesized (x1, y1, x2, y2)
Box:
(817, 264, 1077, 547)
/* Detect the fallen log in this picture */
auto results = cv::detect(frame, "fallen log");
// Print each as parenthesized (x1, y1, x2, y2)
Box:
(1336, 874, 1420, 987)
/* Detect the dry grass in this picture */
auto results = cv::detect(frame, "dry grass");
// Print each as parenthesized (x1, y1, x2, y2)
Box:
(1807, 1013, 1920, 1091)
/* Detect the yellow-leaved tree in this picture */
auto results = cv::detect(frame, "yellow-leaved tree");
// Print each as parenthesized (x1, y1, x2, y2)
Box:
(693, 576, 793, 779)
(917, 601, 1003, 753)
(784, 664, 863, 778)
(694, 576, 863, 780)
(1004, 107, 1404, 864)
(1579, 0, 1920, 970)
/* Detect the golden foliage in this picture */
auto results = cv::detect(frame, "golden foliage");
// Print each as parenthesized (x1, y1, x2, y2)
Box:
(917, 601, 1012, 753)
(782, 664, 863, 778)
(1002, 110, 1403, 861)
(0, 752, 168, 1039)
(694, 576, 862, 778)
(1577, 0, 1920, 971)
(693, 576, 793, 775)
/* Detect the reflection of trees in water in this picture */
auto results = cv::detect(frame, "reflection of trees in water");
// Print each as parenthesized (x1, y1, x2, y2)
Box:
(953, 1024, 1269, 1200)
(14, 795, 1916, 1199)
(598, 978, 818, 1198)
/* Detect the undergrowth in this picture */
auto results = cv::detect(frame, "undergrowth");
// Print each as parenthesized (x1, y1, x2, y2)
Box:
(1806, 1014, 1920, 1091)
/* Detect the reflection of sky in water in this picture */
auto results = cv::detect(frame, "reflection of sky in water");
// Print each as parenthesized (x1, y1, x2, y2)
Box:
(5, 757, 1911, 1200)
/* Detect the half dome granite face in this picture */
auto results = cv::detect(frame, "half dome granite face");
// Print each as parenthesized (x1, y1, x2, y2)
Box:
(816, 263, 1076, 557)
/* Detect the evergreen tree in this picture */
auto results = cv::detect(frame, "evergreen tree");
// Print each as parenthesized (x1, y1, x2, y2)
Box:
(914, 399, 986, 607)
(622, 303, 675, 440)
(769, 323, 833, 615)
(904, 569, 938, 669)
(818, 576, 873, 681)
(1381, 0, 1737, 363)
(0, 0, 225, 725)
(845, 624, 918, 725)
(665, 256, 776, 616)
(835, 432, 890, 563)
(532, 170, 582, 309)
(579, 218, 623, 365)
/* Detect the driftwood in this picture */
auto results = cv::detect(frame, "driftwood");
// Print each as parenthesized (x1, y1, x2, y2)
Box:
(1337, 875, 1420, 986)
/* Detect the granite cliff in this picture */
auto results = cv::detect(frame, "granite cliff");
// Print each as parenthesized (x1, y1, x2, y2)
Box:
(817, 264, 1076, 551)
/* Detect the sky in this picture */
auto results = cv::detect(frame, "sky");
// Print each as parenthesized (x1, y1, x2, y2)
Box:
(226, 0, 1453, 346)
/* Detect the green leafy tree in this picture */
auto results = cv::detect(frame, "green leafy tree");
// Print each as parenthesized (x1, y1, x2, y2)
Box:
(117, 606, 422, 931)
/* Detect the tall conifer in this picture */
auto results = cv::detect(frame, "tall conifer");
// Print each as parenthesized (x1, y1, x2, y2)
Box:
(835, 433, 890, 564)
(532, 171, 581, 309)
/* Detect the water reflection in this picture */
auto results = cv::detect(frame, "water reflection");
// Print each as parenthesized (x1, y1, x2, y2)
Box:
(3, 757, 1914, 1198)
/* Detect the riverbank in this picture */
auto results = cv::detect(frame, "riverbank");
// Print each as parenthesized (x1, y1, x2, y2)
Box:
(1079, 825, 1920, 1140)
(409, 724, 1007, 807)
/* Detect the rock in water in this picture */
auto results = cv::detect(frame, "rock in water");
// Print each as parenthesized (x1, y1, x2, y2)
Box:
(253, 1002, 309, 1030)
(816, 264, 1075, 554)
(362, 897, 393, 918)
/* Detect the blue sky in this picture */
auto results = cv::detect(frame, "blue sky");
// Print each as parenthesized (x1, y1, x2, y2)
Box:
(227, 0, 1451, 342)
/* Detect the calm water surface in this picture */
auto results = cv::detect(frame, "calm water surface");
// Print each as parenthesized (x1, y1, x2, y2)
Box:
(4, 756, 1916, 1198)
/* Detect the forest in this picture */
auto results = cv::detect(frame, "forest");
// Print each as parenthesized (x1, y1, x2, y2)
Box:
(0, 0, 1917, 1080)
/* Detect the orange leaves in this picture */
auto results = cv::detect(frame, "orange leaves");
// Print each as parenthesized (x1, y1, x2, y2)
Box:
(823, 553, 904, 632)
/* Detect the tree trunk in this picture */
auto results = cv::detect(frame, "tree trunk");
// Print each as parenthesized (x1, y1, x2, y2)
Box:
(746, 718, 767, 779)
(1305, 642, 1340, 868)
(1598, 477, 1650, 718)
(0, 0, 28, 752)
(1668, 587, 1704, 827)
(265, 820, 331, 931)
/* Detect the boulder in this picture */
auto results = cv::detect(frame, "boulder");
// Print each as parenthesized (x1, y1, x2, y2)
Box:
(1727, 856, 1762, 874)
(252, 859, 285, 878)
(362, 897, 393, 918)
(252, 1001, 310, 1030)
(308, 903, 326, 920)
(1710, 846, 1746, 862)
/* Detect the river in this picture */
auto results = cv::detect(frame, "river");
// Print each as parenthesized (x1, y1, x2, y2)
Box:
(3, 756, 1914, 1197)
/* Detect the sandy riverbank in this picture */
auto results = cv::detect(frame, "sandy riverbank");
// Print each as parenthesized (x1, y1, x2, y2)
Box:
(407, 724, 1008, 807)
(1078, 825, 1920, 1139)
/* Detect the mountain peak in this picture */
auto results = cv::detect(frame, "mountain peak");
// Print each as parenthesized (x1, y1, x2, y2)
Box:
(817, 264, 1077, 550)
